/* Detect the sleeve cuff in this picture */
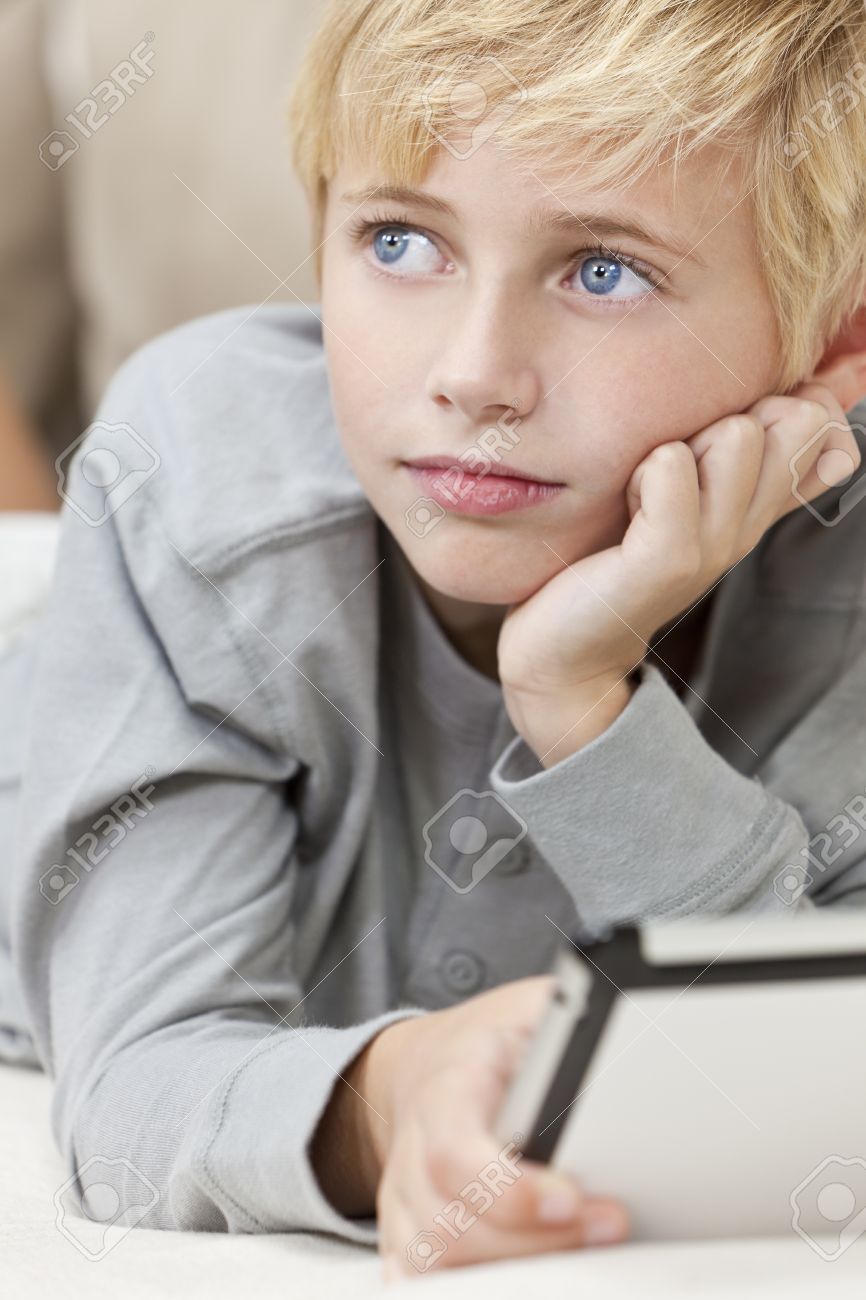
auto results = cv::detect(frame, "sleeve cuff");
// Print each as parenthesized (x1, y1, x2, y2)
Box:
(194, 1004, 428, 1243)
(489, 659, 807, 927)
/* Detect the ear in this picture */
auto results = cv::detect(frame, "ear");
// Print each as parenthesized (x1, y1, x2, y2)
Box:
(807, 304, 866, 411)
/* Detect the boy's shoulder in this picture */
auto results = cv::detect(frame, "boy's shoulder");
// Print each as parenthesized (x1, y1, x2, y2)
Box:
(80, 302, 373, 566)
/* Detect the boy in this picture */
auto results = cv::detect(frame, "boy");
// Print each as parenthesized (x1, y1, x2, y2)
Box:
(3, 0, 866, 1282)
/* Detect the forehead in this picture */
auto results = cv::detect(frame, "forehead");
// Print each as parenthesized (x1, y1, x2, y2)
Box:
(332, 135, 752, 259)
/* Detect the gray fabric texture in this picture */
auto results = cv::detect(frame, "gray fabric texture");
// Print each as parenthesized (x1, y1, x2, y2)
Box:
(1, 303, 865, 1243)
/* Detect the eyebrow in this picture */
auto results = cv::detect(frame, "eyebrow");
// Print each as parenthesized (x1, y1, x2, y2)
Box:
(340, 183, 707, 268)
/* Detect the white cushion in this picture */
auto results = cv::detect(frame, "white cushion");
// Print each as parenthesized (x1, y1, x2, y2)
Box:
(1, 1061, 861, 1296)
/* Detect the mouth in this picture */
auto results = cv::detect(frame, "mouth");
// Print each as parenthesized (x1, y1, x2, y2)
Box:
(402, 454, 564, 487)
(401, 455, 566, 517)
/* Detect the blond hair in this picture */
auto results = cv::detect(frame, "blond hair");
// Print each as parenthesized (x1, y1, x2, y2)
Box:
(289, 0, 866, 391)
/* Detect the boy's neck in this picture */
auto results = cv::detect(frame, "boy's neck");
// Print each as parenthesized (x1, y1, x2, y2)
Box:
(410, 568, 507, 684)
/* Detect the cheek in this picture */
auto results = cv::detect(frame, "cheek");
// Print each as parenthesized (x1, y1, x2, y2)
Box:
(565, 305, 780, 485)
(321, 257, 420, 435)
(553, 338, 709, 491)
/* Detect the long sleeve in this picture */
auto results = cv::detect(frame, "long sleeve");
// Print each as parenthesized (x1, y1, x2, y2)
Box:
(488, 657, 865, 931)
(9, 353, 425, 1243)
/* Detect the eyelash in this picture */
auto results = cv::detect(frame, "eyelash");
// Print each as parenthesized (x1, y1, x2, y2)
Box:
(346, 209, 666, 297)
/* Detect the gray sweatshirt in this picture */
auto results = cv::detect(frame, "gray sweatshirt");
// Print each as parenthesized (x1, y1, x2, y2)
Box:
(2, 304, 866, 1246)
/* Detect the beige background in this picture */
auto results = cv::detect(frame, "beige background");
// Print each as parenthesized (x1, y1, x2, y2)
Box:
(0, 0, 324, 455)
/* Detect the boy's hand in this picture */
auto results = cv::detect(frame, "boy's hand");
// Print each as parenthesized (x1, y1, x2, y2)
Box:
(497, 376, 863, 765)
(358, 976, 628, 1281)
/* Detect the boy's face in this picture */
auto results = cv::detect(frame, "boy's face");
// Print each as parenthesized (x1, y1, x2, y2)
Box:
(318, 136, 784, 608)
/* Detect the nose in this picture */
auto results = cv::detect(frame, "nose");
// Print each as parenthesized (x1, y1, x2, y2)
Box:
(425, 287, 541, 428)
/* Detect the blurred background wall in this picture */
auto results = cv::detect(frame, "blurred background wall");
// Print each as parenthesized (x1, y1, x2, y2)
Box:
(0, 0, 323, 473)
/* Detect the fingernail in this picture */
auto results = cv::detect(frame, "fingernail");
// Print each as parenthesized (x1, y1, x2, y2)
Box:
(584, 1206, 626, 1245)
(537, 1174, 582, 1223)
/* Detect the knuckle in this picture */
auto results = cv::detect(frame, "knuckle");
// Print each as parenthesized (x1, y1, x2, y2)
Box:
(747, 395, 779, 425)
(651, 439, 690, 465)
(726, 413, 763, 439)
(796, 396, 833, 426)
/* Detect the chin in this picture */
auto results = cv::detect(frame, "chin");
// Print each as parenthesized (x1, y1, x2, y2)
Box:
(402, 532, 563, 607)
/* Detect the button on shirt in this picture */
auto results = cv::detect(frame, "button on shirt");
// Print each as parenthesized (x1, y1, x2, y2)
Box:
(378, 523, 577, 1012)
(440, 950, 486, 995)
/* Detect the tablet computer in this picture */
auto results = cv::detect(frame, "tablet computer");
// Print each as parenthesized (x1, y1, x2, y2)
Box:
(493, 914, 866, 1253)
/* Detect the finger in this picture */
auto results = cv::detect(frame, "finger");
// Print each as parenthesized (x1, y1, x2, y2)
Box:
(421, 1108, 627, 1245)
(386, 1067, 631, 1273)
(682, 415, 765, 557)
(405, 1149, 630, 1271)
(382, 1183, 438, 1280)
(624, 441, 701, 570)
(748, 382, 843, 438)
(399, 1121, 630, 1271)
(744, 389, 862, 527)
(388, 1181, 629, 1280)
(423, 1201, 630, 1271)
(790, 429, 863, 508)
(379, 1114, 449, 1272)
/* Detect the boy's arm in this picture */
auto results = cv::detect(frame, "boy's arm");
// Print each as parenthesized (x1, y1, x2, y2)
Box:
(489, 384, 866, 929)
(488, 655, 864, 930)
(9, 393, 424, 1242)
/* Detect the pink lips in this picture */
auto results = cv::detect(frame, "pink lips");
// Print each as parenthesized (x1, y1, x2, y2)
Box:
(403, 457, 564, 516)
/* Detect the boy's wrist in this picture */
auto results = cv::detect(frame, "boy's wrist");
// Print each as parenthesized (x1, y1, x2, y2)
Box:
(355, 1012, 419, 1171)
(503, 670, 639, 767)
(310, 1014, 420, 1218)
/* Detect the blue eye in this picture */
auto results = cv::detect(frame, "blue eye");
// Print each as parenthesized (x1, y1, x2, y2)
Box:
(350, 214, 662, 298)
(576, 253, 652, 300)
(373, 227, 410, 264)
(581, 256, 622, 294)
(371, 225, 442, 274)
